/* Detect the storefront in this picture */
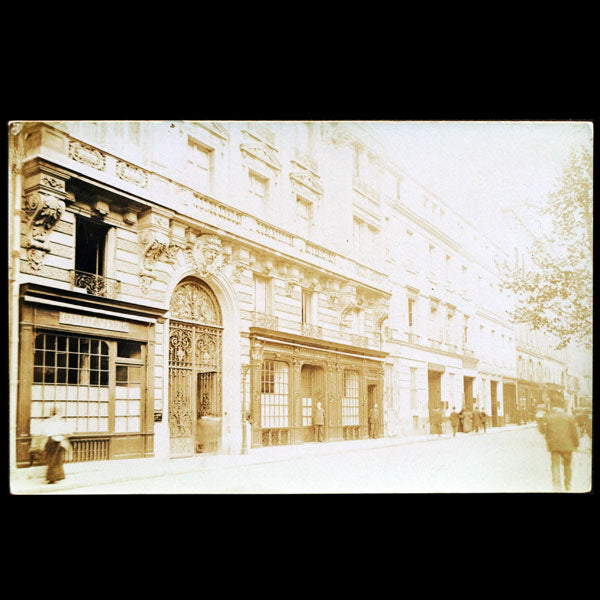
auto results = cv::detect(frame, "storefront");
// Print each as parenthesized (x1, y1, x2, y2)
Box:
(247, 329, 386, 447)
(16, 283, 165, 468)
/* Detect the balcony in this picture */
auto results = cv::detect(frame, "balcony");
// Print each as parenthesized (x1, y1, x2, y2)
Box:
(251, 311, 278, 330)
(302, 323, 323, 339)
(350, 334, 369, 348)
(407, 332, 421, 345)
(71, 270, 121, 299)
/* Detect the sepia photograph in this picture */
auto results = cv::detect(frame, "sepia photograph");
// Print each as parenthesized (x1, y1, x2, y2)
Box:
(7, 119, 593, 494)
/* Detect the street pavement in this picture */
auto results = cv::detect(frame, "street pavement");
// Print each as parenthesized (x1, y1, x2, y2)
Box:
(16, 424, 592, 494)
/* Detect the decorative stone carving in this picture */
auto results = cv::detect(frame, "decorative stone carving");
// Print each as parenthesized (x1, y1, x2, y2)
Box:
(116, 160, 148, 188)
(68, 141, 106, 171)
(240, 141, 281, 170)
(24, 192, 65, 270)
(170, 280, 222, 325)
(140, 230, 168, 274)
(290, 170, 323, 195)
(186, 233, 224, 278)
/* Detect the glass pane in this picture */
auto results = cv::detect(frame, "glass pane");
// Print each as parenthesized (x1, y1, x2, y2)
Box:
(45, 352, 55, 367)
(100, 357, 109, 371)
(78, 387, 88, 400)
(46, 336, 56, 350)
(43, 386, 54, 401)
(115, 400, 128, 415)
(99, 387, 109, 401)
(69, 354, 78, 369)
(69, 337, 79, 352)
(57, 353, 67, 368)
(30, 418, 43, 436)
(128, 385, 141, 399)
(99, 417, 108, 431)
(67, 387, 78, 400)
(31, 385, 43, 401)
(78, 403, 88, 416)
(128, 367, 141, 384)
(88, 387, 98, 401)
(115, 417, 127, 433)
(90, 355, 99, 370)
(100, 371, 109, 386)
(34, 367, 44, 383)
(100, 404, 108, 417)
(88, 418, 99, 432)
(88, 402, 99, 416)
(31, 402, 42, 417)
(67, 402, 77, 416)
(43, 403, 54, 417)
(128, 417, 140, 432)
(116, 365, 128, 382)
(100, 341, 109, 355)
(80, 339, 89, 354)
(77, 417, 88, 432)
(90, 340, 99, 355)
(90, 371, 99, 386)
(128, 400, 140, 416)
(57, 336, 67, 351)
(34, 350, 44, 365)
(57, 368, 67, 383)
(35, 334, 45, 349)
(116, 386, 129, 400)
(55, 386, 68, 400)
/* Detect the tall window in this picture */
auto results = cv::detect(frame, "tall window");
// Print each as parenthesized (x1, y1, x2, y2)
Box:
(297, 197, 312, 238)
(408, 298, 415, 329)
(445, 254, 451, 283)
(428, 244, 435, 275)
(463, 315, 469, 346)
(353, 217, 378, 257)
(296, 122, 312, 152)
(342, 370, 360, 426)
(260, 360, 289, 428)
(302, 289, 313, 324)
(254, 275, 270, 314)
(75, 217, 109, 277)
(249, 171, 268, 213)
(349, 307, 364, 333)
(187, 139, 211, 193)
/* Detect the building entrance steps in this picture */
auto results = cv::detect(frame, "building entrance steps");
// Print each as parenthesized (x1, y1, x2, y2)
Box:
(10, 423, 537, 494)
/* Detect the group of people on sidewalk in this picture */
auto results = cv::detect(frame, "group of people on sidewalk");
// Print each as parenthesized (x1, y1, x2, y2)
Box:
(429, 406, 488, 437)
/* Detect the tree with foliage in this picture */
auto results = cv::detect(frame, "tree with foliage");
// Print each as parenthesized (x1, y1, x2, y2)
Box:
(499, 145, 592, 350)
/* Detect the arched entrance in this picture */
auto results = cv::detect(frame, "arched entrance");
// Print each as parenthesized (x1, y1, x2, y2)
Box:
(168, 278, 223, 457)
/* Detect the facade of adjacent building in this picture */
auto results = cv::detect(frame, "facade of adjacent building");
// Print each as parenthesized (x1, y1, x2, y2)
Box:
(8, 120, 591, 472)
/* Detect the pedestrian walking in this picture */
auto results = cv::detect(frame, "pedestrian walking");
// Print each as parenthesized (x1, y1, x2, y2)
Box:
(38, 407, 73, 484)
(431, 407, 443, 437)
(473, 407, 482, 433)
(538, 397, 580, 492)
(368, 402, 381, 439)
(313, 401, 325, 442)
(462, 407, 473, 433)
(243, 412, 253, 453)
(450, 407, 460, 437)
(479, 409, 488, 432)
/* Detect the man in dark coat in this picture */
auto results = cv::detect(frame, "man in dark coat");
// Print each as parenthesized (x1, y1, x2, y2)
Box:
(449, 407, 460, 437)
(368, 402, 381, 438)
(479, 408, 488, 432)
(313, 401, 325, 442)
(539, 398, 579, 492)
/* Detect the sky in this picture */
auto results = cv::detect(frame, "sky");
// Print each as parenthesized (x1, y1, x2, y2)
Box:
(368, 120, 593, 244)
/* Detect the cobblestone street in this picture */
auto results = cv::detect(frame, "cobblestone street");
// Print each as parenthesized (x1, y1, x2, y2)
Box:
(38, 426, 592, 494)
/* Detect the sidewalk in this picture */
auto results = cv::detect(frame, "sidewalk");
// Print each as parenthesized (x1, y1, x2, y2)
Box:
(10, 423, 537, 494)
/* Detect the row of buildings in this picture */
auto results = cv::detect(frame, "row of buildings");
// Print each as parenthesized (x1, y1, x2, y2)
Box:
(8, 120, 592, 470)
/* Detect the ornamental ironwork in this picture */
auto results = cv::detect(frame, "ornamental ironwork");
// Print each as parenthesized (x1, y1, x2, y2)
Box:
(251, 311, 278, 330)
(71, 270, 121, 298)
(170, 279, 222, 325)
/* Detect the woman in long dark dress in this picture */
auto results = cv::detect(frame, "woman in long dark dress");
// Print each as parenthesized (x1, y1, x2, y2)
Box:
(41, 409, 72, 484)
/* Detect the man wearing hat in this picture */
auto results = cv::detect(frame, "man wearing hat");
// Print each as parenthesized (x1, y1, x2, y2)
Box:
(539, 397, 580, 492)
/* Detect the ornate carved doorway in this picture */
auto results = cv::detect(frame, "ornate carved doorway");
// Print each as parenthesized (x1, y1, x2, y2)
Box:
(168, 278, 222, 457)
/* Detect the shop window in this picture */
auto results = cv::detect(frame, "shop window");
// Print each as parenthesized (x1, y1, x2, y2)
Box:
(75, 216, 110, 277)
(32, 333, 110, 435)
(260, 360, 289, 428)
(342, 370, 360, 426)
(31, 332, 145, 437)
(115, 365, 142, 433)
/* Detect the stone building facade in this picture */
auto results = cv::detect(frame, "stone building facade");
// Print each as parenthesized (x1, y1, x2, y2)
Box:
(8, 120, 591, 472)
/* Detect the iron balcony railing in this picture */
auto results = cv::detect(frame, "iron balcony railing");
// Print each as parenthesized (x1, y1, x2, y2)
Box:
(71, 270, 121, 299)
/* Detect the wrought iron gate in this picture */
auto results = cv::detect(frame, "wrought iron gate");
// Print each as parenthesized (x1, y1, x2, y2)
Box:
(168, 279, 222, 457)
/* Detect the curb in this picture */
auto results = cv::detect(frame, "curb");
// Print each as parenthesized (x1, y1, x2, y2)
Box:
(10, 423, 537, 494)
